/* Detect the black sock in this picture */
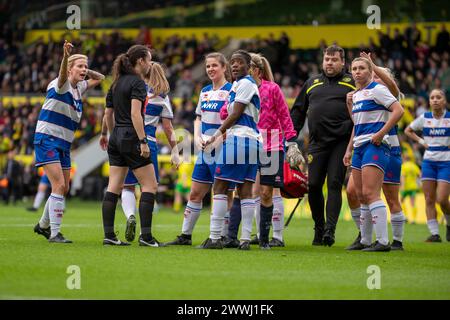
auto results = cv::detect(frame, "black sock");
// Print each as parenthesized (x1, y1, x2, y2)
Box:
(259, 204, 274, 243)
(139, 192, 155, 241)
(227, 197, 242, 239)
(102, 192, 119, 238)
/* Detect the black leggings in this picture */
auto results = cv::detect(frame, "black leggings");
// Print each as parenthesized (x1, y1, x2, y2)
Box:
(307, 139, 349, 231)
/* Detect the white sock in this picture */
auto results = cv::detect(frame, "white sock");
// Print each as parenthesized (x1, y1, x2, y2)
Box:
(369, 200, 389, 246)
(427, 219, 440, 236)
(221, 211, 230, 237)
(121, 189, 136, 219)
(254, 197, 261, 238)
(49, 193, 65, 238)
(209, 195, 228, 240)
(360, 205, 373, 245)
(182, 201, 202, 235)
(240, 198, 256, 241)
(350, 208, 361, 231)
(39, 198, 50, 228)
(33, 191, 46, 209)
(391, 211, 406, 242)
(272, 196, 284, 241)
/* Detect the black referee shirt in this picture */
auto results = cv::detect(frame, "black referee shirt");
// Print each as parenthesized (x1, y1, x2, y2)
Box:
(291, 70, 356, 150)
(106, 74, 147, 127)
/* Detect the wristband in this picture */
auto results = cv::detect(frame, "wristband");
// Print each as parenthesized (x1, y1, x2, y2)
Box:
(418, 138, 425, 146)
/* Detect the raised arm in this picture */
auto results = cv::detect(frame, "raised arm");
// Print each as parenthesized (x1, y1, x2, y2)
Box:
(361, 52, 400, 97)
(57, 40, 73, 90)
(86, 69, 105, 89)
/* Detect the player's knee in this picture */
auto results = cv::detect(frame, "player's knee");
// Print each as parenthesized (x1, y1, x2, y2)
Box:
(361, 188, 377, 204)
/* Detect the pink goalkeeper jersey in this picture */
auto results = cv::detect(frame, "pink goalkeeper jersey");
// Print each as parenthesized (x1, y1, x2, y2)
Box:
(258, 79, 296, 151)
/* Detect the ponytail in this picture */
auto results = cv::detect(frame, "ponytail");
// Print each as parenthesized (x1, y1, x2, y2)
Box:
(111, 54, 134, 89)
(111, 45, 151, 89)
(250, 53, 274, 82)
(147, 62, 170, 97)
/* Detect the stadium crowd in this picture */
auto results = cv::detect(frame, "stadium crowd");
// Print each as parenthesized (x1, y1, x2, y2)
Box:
(0, 23, 449, 205)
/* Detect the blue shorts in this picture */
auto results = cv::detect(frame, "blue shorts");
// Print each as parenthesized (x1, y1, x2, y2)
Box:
(124, 142, 159, 186)
(34, 139, 71, 170)
(421, 160, 450, 183)
(40, 174, 51, 186)
(351, 142, 390, 173)
(383, 153, 402, 184)
(214, 136, 260, 184)
(192, 151, 218, 184)
(192, 150, 236, 190)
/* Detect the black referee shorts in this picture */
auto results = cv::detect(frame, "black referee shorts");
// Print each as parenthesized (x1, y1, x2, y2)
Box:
(259, 150, 284, 188)
(108, 126, 152, 170)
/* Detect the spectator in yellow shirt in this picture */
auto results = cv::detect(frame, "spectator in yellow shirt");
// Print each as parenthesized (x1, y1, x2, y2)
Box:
(173, 160, 194, 212)
(400, 154, 421, 224)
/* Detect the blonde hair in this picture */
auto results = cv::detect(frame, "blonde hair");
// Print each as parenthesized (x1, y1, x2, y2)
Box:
(68, 54, 88, 68)
(146, 62, 170, 97)
(205, 52, 231, 83)
(250, 53, 274, 82)
(351, 57, 373, 73)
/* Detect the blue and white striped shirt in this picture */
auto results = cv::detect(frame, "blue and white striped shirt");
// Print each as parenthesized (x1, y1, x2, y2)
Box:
(34, 78, 88, 150)
(144, 89, 173, 143)
(195, 82, 232, 140)
(226, 76, 261, 141)
(409, 111, 450, 162)
(352, 81, 397, 148)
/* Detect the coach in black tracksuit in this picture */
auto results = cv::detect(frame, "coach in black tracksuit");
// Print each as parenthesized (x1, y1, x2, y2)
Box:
(290, 45, 355, 247)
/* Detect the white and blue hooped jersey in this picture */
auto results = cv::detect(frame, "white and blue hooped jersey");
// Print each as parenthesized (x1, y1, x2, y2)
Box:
(195, 82, 232, 141)
(388, 126, 401, 155)
(352, 81, 397, 148)
(34, 78, 88, 150)
(226, 76, 261, 141)
(144, 89, 173, 143)
(409, 111, 450, 162)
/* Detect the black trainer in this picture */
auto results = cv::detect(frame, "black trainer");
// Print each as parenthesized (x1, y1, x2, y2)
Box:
(362, 241, 391, 252)
(139, 235, 165, 247)
(49, 233, 72, 243)
(34, 223, 51, 239)
(165, 234, 192, 246)
(269, 238, 285, 247)
(391, 240, 404, 251)
(249, 235, 259, 245)
(446, 225, 450, 242)
(312, 227, 324, 246)
(346, 241, 370, 251)
(346, 232, 361, 250)
(125, 214, 136, 242)
(27, 207, 38, 212)
(238, 240, 250, 250)
(322, 228, 335, 247)
(222, 237, 240, 248)
(103, 236, 130, 246)
(259, 242, 271, 250)
(197, 238, 223, 249)
(425, 234, 442, 243)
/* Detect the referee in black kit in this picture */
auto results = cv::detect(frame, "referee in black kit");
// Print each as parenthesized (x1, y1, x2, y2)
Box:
(101, 45, 162, 247)
(290, 45, 355, 246)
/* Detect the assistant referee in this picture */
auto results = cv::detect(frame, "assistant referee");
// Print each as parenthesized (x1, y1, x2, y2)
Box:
(290, 45, 356, 246)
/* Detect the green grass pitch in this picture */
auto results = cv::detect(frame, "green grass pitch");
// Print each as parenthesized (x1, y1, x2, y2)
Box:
(0, 200, 449, 300)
